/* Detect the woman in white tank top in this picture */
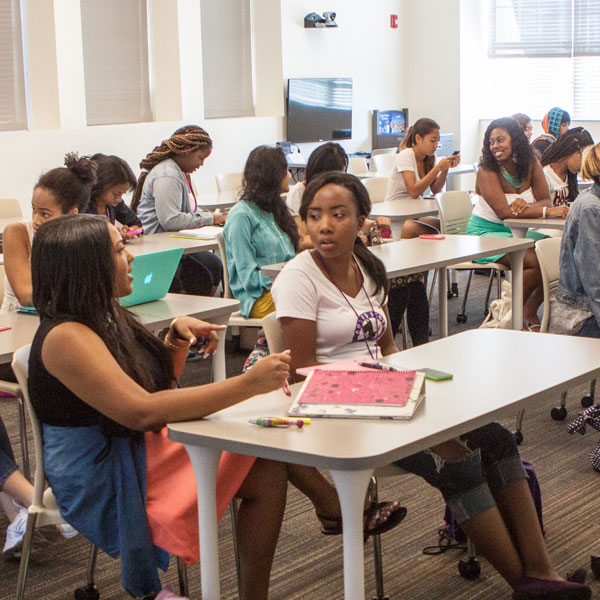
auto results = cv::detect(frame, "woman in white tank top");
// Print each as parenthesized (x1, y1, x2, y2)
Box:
(2, 154, 96, 313)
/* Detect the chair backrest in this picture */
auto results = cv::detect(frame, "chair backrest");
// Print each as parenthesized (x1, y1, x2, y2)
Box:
(262, 312, 285, 354)
(535, 237, 562, 333)
(0, 198, 22, 219)
(362, 177, 389, 204)
(435, 191, 473, 235)
(215, 173, 243, 193)
(216, 233, 233, 299)
(12, 345, 46, 507)
(347, 156, 368, 175)
(372, 153, 398, 176)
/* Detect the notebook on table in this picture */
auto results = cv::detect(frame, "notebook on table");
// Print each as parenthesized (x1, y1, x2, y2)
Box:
(120, 248, 183, 307)
(288, 368, 426, 420)
(175, 226, 224, 239)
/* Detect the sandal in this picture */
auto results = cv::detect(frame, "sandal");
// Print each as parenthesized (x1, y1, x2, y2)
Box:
(317, 502, 407, 543)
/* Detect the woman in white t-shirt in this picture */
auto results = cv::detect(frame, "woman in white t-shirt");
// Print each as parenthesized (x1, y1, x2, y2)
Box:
(384, 118, 460, 238)
(540, 127, 593, 206)
(272, 171, 590, 600)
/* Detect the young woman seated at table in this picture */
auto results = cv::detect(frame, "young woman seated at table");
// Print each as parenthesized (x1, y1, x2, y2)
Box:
(28, 214, 292, 600)
(272, 171, 590, 600)
(225, 147, 405, 533)
(511, 113, 533, 141)
(224, 146, 297, 319)
(384, 117, 460, 238)
(466, 117, 569, 329)
(532, 107, 571, 158)
(540, 127, 594, 207)
(132, 125, 223, 296)
(2, 153, 96, 313)
(551, 143, 600, 339)
(84, 153, 142, 240)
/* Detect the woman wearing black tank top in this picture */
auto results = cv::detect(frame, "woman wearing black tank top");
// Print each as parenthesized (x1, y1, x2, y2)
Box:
(28, 214, 290, 600)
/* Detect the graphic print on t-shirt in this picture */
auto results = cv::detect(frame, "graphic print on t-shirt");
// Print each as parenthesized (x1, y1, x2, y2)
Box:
(353, 310, 385, 343)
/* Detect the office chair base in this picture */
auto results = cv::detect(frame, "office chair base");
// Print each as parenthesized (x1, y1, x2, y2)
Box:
(74, 585, 100, 600)
(458, 557, 481, 579)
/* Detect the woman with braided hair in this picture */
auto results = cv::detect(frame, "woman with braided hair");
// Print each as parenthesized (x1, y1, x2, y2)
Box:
(540, 127, 594, 206)
(132, 125, 224, 296)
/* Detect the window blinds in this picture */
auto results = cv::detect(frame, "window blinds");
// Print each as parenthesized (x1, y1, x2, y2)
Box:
(80, 0, 152, 126)
(0, 0, 27, 131)
(200, 0, 254, 119)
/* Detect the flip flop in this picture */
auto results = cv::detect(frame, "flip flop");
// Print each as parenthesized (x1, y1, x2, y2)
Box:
(317, 502, 407, 543)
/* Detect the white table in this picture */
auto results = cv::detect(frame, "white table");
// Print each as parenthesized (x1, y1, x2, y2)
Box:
(504, 218, 566, 239)
(168, 329, 600, 600)
(0, 294, 239, 381)
(369, 199, 439, 240)
(125, 231, 219, 255)
(261, 236, 533, 334)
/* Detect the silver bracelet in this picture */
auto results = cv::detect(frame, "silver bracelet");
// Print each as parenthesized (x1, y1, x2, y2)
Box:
(542, 206, 547, 219)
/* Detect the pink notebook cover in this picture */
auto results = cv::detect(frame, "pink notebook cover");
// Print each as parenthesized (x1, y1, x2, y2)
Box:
(297, 369, 417, 407)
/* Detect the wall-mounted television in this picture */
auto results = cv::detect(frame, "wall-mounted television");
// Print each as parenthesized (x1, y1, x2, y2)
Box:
(286, 78, 352, 143)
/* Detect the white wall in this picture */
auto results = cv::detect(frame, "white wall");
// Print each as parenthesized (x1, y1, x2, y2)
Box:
(1, 0, 405, 212)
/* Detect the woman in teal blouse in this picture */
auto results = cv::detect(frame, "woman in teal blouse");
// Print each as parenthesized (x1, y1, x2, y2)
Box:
(224, 146, 299, 318)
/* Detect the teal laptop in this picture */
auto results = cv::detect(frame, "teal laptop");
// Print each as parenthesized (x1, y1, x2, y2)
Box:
(120, 248, 183, 307)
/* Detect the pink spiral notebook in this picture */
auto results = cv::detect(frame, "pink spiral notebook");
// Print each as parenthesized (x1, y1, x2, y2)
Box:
(288, 368, 426, 420)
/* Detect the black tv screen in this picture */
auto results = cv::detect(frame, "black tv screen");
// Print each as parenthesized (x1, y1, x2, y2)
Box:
(286, 78, 352, 143)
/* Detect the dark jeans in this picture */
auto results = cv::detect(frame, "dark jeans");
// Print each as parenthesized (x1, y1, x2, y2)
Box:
(387, 280, 430, 346)
(170, 251, 223, 296)
(0, 416, 18, 486)
(395, 423, 527, 524)
(577, 316, 600, 338)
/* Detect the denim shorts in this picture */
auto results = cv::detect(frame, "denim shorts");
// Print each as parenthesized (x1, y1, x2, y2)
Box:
(395, 422, 527, 524)
(0, 416, 18, 486)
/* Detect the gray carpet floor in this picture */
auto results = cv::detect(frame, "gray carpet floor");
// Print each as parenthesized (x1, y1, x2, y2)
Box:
(1, 270, 599, 599)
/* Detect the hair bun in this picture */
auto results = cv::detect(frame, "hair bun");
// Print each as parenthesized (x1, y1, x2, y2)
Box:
(64, 152, 98, 186)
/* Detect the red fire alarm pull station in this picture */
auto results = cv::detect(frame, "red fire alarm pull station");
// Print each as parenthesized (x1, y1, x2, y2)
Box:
(390, 14, 398, 28)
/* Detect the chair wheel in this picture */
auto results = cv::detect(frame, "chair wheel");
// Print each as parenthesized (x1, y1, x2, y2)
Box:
(372, 596, 390, 600)
(458, 557, 481, 579)
(456, 314, 467, 324)
(582, 394, 594, 408)
(74, 585, 100, 600)
(451, 283, 459, 297)
(447, 290, 454, 299)
(591, 555, 600, 578)
(513, 430, 524, 445)
(551, 406, 567, 420)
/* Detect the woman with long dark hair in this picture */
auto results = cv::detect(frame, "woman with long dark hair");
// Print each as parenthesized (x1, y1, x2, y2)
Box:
(28, 214, 291, 599)
(467, 117, 569, 329)
(541, 127, 594, 206)
(273, 171, 591, 600)
(384, 117, 460, 238)
(85, 153, 142, 239)
(132, 125, 223, 296)
(223, 145, 298, 318)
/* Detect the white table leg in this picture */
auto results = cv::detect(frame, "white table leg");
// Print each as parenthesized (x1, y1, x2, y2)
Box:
(184, 445, 222, 599)
(212, 328, 227, 382)
(437, 266, 448, 337)
(509, 249, 526, 330)
(390, 218, 407, 240)
(329, 468, 374, 600)
(509, 226, 527, 239)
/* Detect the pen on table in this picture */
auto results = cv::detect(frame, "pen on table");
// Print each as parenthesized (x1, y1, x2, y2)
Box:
(249, 417, 311, 428)
(0, 326, 11, 332)
(358, 360, 399, 372)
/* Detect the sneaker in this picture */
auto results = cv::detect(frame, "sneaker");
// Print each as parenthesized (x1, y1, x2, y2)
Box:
(56, 523, 79, 540)
(3, 507, 55, 559)
(154, 584, 188, 599)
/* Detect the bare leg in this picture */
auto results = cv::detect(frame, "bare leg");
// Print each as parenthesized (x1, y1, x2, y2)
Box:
(493, 479, 561, 581)
(235, 458, 288, 600)
(498, 247, 542, 326)
(0, 470, 33, 515)
(401, 217, 441, 239)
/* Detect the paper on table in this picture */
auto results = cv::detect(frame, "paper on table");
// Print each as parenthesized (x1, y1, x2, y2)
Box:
(177, 226, 224, 238)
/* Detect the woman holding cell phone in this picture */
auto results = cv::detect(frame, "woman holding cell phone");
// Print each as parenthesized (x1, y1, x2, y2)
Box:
(384, 117, 460, 238)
